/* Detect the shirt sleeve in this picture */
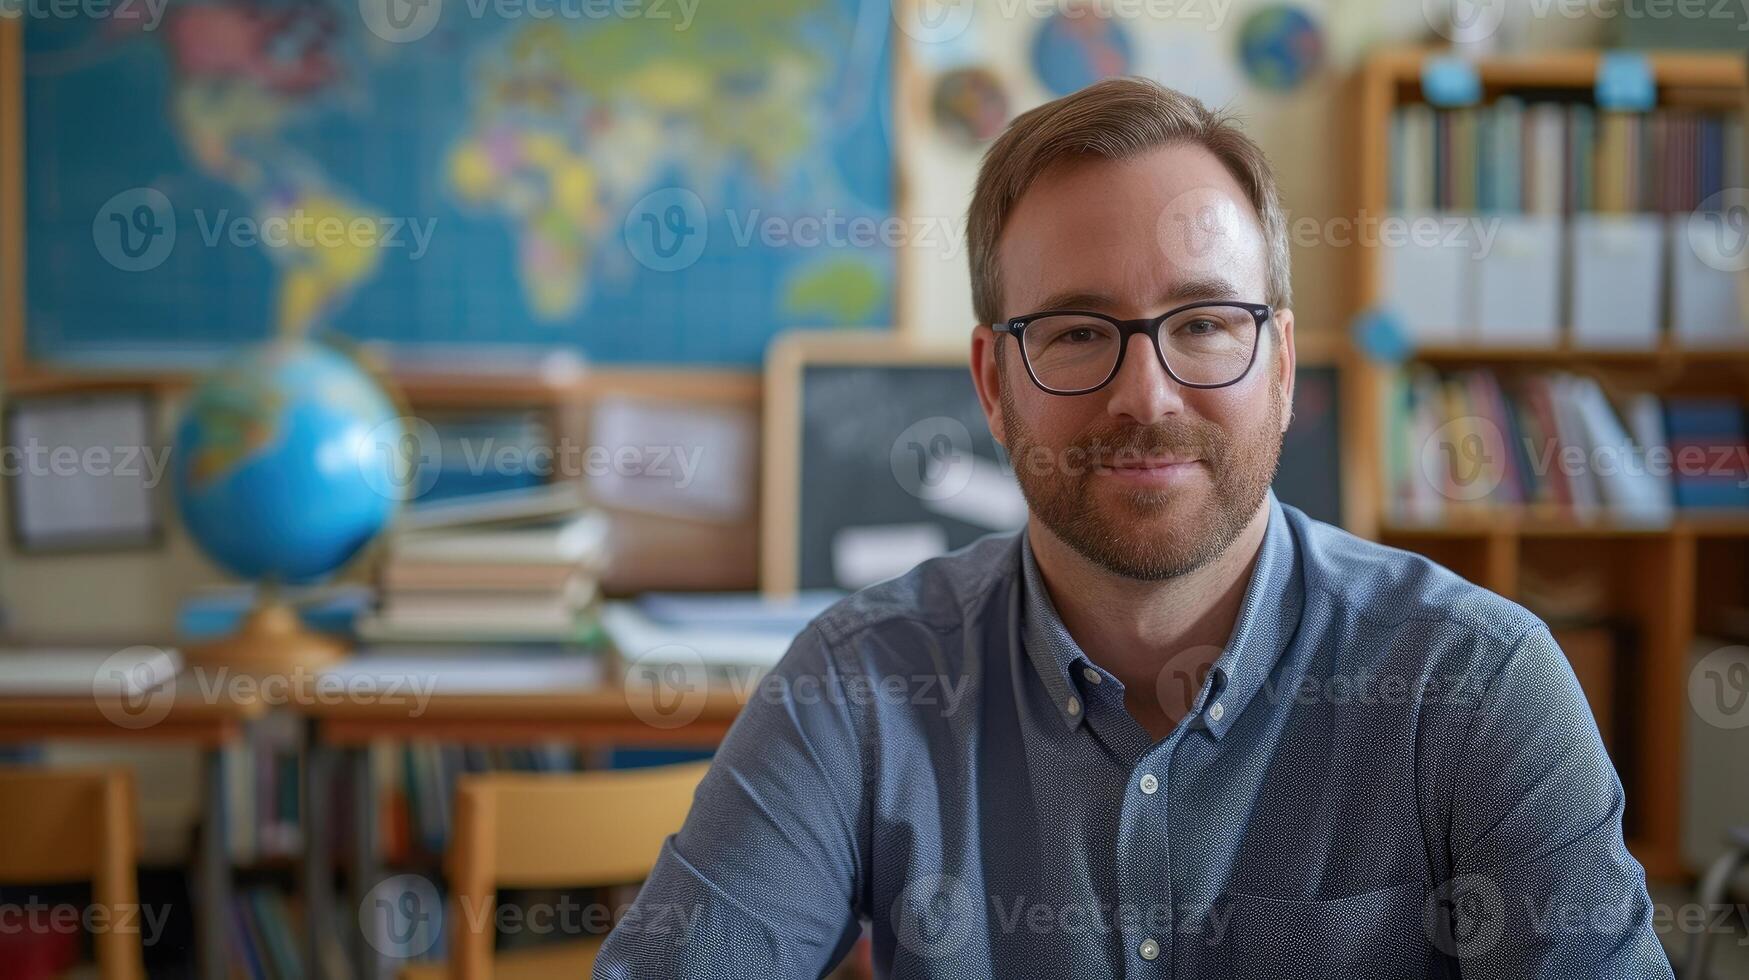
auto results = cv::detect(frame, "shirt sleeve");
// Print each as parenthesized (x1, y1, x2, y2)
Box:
(594, 622, 869, 978)
(1442, 623, 1673, 979)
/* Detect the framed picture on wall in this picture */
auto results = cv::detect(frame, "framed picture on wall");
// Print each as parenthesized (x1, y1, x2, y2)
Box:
(2, 391, 162, 553)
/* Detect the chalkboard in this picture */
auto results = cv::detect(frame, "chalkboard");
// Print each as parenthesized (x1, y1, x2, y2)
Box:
(762, 333, 1345, 594)
(13, 0, 894, 373)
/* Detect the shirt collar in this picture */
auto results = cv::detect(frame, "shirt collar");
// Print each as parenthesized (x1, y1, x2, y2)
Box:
(1018, 491, 1303, 740)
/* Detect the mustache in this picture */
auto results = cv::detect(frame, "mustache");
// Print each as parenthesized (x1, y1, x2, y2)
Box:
(1070, 419, 1226, 466)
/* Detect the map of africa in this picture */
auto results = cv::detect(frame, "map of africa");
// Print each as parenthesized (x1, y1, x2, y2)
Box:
(24, 0, 893, 367)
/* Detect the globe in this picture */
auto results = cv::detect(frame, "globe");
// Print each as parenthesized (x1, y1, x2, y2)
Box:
(1030, 5, 1134, 97)
(171, 338, 403, 673)
(1237, 6, 1325, 93)
(173, 339, 401, 587)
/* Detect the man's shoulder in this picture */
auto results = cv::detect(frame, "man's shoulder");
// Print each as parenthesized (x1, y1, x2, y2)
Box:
(805, 531, 1021, 650)
(1282, 504, 1545, 656)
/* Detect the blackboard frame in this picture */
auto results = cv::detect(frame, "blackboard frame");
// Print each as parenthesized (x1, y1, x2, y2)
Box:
(761, 330, 976, 595)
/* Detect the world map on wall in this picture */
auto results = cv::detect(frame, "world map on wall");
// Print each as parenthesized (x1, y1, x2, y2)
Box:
(24, 0, 893, 368)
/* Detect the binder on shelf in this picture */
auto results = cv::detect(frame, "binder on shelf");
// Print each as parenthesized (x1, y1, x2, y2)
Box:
(1569, 213, 1665, 349)
(1382, 210, 1474, 345)
(1670, 211, 1749, 348)
(1474, 214, 1562, 346)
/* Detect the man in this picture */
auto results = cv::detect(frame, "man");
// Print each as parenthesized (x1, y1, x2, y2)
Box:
(597, 78, 1669, 978)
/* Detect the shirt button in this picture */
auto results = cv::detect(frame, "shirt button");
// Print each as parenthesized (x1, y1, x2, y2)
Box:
(1139, 938, 1160, 960)
(1208, 700, 1225, 722)
(1066, 696, 1081, 716)
(1082, 666, 1102, 684)
(1138, 773, 1158, 795)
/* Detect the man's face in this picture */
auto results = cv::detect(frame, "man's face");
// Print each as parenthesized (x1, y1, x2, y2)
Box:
(972, 143, 1296, 581)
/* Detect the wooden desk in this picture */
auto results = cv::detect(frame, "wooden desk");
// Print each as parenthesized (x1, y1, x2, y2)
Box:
(0, 676, 266, 980)
(297, 658, 746, 980)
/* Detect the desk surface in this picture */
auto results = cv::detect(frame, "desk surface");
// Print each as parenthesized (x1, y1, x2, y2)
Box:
(0, 656, 750, 746)
(300, 655, 749, 746)
(0, 670, 267, 745)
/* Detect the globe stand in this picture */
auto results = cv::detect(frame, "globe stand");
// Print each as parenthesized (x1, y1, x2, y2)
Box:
(183, 600, 349, 678)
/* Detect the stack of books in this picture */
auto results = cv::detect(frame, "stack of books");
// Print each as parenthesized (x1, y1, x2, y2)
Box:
(358, 483, 611, 646)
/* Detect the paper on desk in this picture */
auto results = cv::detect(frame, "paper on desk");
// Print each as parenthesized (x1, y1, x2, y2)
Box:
(322, 655, 603, 694)
(599, 602, 795, 671)
(0, 646, 182, 696)
(832, 523, 948, 591)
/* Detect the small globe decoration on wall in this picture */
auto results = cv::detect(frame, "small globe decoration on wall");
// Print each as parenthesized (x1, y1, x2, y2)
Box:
(172, 338, 405, 674)
(1030, 2, 1134, 97)
(1237, 5, 1325, 93)
(931, 67, 1011, 146)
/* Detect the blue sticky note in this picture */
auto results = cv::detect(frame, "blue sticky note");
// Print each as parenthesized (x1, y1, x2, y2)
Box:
(1596, 52, 1655, 112)
(1420, 56, 1480, 108)
(1352, 308, 1412, 364)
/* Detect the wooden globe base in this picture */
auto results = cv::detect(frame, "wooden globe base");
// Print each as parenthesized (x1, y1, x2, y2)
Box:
(183, 601, 349, 677)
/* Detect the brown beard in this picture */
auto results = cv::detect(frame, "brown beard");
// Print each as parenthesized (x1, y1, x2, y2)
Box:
(999, 348, 1285, 581)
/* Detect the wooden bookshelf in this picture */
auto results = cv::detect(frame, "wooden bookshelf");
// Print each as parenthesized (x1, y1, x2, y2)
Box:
(1352, 47, 1749, 883)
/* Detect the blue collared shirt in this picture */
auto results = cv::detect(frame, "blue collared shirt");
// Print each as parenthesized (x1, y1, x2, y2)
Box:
(596, 494, 1670, 978)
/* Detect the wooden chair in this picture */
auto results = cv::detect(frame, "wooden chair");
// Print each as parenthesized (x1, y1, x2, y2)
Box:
(0, 767, 145, 980)
(399, 760, 710, 980)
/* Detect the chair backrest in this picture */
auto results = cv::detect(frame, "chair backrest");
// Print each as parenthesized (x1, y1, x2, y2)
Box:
(0, 767, 145, 980)
(446, 761, 710, 979)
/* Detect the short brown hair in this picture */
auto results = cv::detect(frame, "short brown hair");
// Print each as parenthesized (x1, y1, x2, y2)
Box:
(966, 77, 1291, 326)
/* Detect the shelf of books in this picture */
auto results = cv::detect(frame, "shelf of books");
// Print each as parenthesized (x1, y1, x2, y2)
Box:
(1352, 46, 1749, 882)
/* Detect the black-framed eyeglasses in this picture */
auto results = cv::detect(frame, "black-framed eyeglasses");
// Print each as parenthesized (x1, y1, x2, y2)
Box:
(993, 301, 1273, 395)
